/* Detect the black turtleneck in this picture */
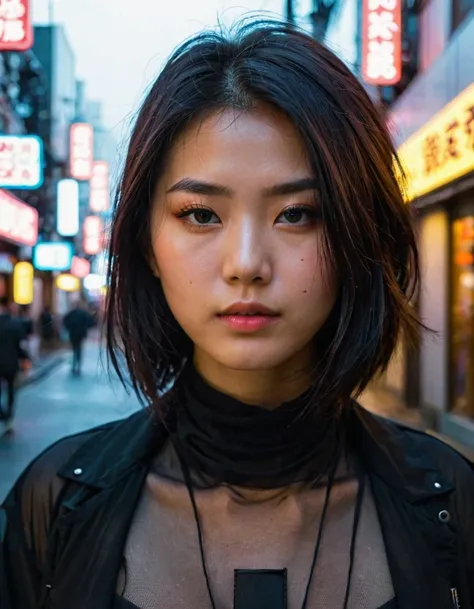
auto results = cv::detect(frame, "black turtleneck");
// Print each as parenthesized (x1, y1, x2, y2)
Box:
(167, 364, 343, 489)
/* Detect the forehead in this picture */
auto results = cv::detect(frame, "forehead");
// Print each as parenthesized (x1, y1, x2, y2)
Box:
(161, 105, 311, 186)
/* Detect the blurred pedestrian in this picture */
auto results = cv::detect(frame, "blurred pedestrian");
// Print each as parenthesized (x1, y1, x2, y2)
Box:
(39, 305, 55, 349)
(0, 296, 29, 433)
(17, 305, 34, 369)
(63, 300, 95, 375)
(17, 305, 33, 338)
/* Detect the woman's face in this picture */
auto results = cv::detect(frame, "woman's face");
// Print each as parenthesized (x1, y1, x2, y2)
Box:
(151, 106, 337, 379)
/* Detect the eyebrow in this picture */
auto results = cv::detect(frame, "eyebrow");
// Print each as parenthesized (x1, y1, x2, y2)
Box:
(166, 177, 320, 197)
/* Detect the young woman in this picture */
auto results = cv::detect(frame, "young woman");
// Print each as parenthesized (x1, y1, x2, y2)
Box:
(1, 21, 473, 609)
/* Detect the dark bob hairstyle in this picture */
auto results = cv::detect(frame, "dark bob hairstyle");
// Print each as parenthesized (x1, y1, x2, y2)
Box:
(106, 20, 420, 413)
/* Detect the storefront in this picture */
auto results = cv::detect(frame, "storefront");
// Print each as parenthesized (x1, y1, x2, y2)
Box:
(397, 82, 474, 444)
(450, 197, 474, 422)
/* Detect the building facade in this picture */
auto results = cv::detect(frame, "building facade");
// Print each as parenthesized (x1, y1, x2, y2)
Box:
(32, 25, 77, 315)
(0, 49, 45, 313)
(390, 2, 474, 446)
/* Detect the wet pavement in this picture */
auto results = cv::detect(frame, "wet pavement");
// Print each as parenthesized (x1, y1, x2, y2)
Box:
(0, 339, 141, 502)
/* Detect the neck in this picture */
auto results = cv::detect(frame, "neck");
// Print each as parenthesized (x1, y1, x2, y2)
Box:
(171, 360, 342, 489)
(193, 348, 313, 408)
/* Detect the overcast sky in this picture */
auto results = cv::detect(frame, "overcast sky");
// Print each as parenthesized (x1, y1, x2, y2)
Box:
(31, 0, 295, 131)
(31, 0, 355, 172)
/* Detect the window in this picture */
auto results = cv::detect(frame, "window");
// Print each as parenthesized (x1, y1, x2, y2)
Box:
(451, 213, 474, 420)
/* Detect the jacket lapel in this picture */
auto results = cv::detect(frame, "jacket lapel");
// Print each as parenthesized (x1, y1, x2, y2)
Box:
(47, 465, 148, 609)
(370, 472, 458, 609)
(46, 408, 165, 609)
(352, 406, 459, 609)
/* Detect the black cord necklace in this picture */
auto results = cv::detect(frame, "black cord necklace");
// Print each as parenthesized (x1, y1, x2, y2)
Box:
(179, 452, 366, 609)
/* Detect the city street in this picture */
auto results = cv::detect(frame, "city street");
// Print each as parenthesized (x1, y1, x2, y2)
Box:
(0, 339, 141, 502)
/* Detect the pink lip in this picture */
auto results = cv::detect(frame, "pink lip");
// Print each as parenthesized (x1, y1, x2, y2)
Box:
(217, 302, 280, 333)
(217, 314, 280, 332)
(219, 301, 279, 316)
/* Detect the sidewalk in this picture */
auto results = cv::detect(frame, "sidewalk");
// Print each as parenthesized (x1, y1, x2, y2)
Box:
(17, 347, 67, 388)
(0, 340, 140, 502)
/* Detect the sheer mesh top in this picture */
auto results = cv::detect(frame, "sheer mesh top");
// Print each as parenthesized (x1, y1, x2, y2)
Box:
(115, 367, 396, 608)
(115, 441, 396, 609)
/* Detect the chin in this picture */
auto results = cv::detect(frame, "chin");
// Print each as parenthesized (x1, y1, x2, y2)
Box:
(210, 344, 302, 373)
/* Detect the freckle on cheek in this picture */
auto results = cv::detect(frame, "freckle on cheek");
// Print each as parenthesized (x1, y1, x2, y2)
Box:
(303, 290, 307, 294)
(300, 259, 304, 262)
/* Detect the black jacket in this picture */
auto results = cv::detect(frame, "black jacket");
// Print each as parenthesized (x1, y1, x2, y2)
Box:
(1, 405, 473, 609)
(0, 313, 27, 376)
(63, 309, 95, 342)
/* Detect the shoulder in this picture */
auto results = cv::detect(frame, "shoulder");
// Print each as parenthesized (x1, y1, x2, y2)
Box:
(16, 424, 112, 493)
(399, 424, 474, 507)
(3, 407, 159, 521)
(1, 420, 120, 561)
(5, 419, 119, 505)
(388, 417, 473, 483)
(353, 405, 474, 500)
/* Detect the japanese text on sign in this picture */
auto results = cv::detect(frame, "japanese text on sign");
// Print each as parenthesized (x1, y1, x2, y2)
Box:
(398, 84, 474, 201)
(70, 123, 94, 180)
(362, 0, 402, 86)
(0, 135, 43, 189)
(83, 215, 103, 255)
(90, 161, 110, 212)
(0, 0, 33, 51)
(0, 189, 38, 246)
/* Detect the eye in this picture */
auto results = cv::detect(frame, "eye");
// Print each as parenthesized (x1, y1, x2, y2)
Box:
(176, 205, 221, 226)
(276, 205, 320, 226)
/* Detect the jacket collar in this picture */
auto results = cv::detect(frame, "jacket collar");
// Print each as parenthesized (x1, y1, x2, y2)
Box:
(58, 403, 455, 502)
(58, 408, 166, 489)
(350, 404, 455, 502)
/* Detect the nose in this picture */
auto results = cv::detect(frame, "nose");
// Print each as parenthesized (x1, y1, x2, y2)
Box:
(222, 217, 272, 285)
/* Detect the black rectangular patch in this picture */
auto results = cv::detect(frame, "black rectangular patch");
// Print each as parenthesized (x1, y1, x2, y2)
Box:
(234, 569, 287, 609)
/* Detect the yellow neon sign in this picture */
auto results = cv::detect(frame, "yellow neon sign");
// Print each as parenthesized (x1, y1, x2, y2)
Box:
(398, 83, 474, 201)
(56, 273, 80, 292)
(13, 262, 34, 305)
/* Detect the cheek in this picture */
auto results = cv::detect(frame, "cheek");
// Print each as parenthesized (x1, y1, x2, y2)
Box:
(152, 229, 216, 299)
(286, 243, 336, 300)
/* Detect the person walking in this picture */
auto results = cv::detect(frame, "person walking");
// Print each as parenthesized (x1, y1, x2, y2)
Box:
(0, 296, 28, 433)
(39, 306, 55, 350)
(63, 300, 95, 375)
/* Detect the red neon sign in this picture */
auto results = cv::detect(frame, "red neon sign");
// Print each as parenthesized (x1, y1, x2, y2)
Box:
(362, 0, 402, 86)
(0, 0, 33, 51)
(89, 161, 110, 212)
(0, 189, 38, 246)
(83, 215, 103, 255)
(70, 256, 91, 279)
(69, 123, 94, 180)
